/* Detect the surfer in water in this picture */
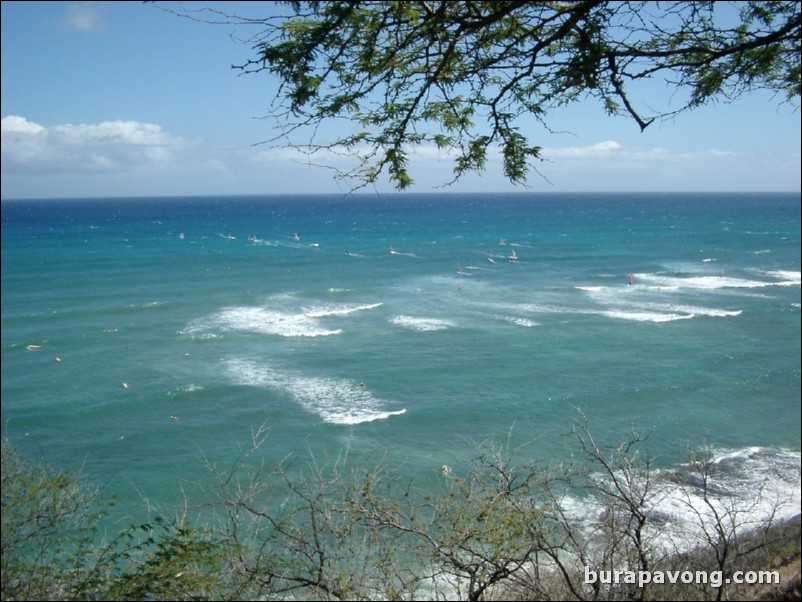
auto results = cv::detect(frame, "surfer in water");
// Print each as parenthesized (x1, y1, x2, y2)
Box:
(629, 273, 634, 286)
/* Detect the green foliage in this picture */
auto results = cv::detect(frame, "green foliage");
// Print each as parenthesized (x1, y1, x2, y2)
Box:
(351, 440, 551, 601)
(106, 517, 234, 601)
(1, 441, 236, 601)
(224, 1, 800, 189)
(1, 441, 104, 600)
(3, 426, 799, 601)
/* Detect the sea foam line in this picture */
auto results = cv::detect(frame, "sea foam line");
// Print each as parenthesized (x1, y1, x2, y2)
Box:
(225, 358, 406, 425)
(390, 315, 456, 331)
(761, 270, 801, 286)
(636, 273, 794, 290)
(183, 301, 382, 338)
(305, 302, 383, 318)
(576, 286, 743, 322)
(557, 447, 801, 556)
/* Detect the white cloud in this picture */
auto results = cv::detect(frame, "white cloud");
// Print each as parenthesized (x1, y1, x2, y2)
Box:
(544, 140, 623, 158)
(1, 115, 189, 176)
(529, 138, 800, 191)
(2, 115, 45, 135)
(200, 158, 230, 172)
(240, 138, 800, 193)
(540, 140, 750, 173)
(65, 2, 106, 32)
(546, 140, 752, 164)
(2, 120, 797, 198)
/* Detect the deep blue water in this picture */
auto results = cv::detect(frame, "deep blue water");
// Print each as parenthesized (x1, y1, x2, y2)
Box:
(2, 192, 800, 527)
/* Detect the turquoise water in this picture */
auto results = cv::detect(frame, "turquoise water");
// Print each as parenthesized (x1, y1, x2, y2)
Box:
(2, 192, 800, 525)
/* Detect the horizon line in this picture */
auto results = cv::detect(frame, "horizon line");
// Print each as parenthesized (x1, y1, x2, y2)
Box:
(3, 190, 801, 202)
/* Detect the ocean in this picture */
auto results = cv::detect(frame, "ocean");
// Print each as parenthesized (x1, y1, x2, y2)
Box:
(2, 192, 800, 533)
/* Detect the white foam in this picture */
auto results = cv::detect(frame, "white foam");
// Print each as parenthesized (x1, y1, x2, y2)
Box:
(167, 384, 205, 397)
(218, 306, 342, 337)
(502, 302, 578, 316)
(761, 270, 801, 286)
(193, 333, 220, 340)
(557, 447, 801, 557)
(285, 375, 408, 424)
(128, 301, 164, 309)
(388, 248, 420, 258)
(575, 286, 604, 293)
(390, 315, 455, 331)
(184, 300, 382, 338)
(249, 238, 279, 247)
(510, 297, 738, 323)
(576, 287, 743, 322)
(224, 358, 276, 388)
(506, 317, 539, 327)
(304, 302, 383, 318)
(637, 272, 788, 290)
(640, 302, 741, 319)
(711, 446, 764, 464)
(600, 309, 695, 323)
(225, 359, 406, 425)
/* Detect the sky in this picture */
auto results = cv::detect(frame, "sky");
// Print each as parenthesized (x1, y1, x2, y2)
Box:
(1, 1, 800, 199)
